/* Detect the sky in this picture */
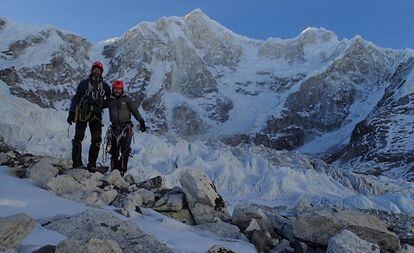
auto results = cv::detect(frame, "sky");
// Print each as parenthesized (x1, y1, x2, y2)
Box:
(1, 0, 413, 49)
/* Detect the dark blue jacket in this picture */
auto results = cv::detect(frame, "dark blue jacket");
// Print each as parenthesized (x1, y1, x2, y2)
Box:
(69, 75, 111, 113)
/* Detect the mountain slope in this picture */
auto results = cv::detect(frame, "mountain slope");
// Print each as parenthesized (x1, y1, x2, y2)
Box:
(0, 10, 414, 182)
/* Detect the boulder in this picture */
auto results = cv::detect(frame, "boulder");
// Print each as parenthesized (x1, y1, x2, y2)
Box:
(154, 192, 185, 211)
(103, 170, 129, 189)
(0, 213, 36, 250)
(55, 238, 122, 253)
(293, 207, 400, 252)
(46, 174, 83, 194)
(232, 204, 273, 232)
(32, 245, 56, 253)
(136, 188, 156, 207)
(161, 209, 196, 225)
(64, 169, 91, 182)
(0, 153, 8, 165)
(62, 191, 101, 206)
(138, 176, 163, 190)
(269, 239, 294, 253)
(29, 158, 60, 188)
(0, 247, 17, 253)
(112, 192, 143, 217)
(250, 230, 270, 252)
(244, 218, 261, 235)
(43, 209, 174, 253)
(99, 189, 119, 205)
(124, 174, 136, 185)
(206, 244, 235, 253)
(179, 169, 229, 224)
(195, 219, 247, 241)
(327, 230, 380, 253)
(398, 244, 414, 253)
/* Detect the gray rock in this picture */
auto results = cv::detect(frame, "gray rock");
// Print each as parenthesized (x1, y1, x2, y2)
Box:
(55, 238, 122, 253)
(136, 188, 156, 207)
(269, 239, 294, 253)
(0, 153, 8, 165)
(124, 174, 136, 185)
(99, 189, 119, 205)
(0, 247, 17, 253)
(46, 174, 83, 194)
(32, 245, 56, 253)
(195, 219, 247, 241)
(154, 192, 185, 211)
(397, 244, 414, 253)
(44, 209, 173, 253)
(292, 240, 308, 253)
(206, 244, 235, 253)
(112, 192, 143, 217)
(138, 176, 163, 190)
(327, 230, 380, 253)
(244, 218, 261, 235)
(0, 213, 36, 249)
(62, 191, 101, 206)
(64, 168, 91, 182)
(103, 170, 129, 189)
(251, 230, 270, 252)
(161, 209, 196, 225)
(232, 204, 273, 232)
(29, 158, 60, 188)
(179, 169, 229, 224)
(293, 207, 400, 252)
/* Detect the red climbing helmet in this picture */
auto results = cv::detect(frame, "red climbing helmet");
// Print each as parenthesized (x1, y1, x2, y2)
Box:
(112, 80, 124, 90)
(91, 61, 104, 73)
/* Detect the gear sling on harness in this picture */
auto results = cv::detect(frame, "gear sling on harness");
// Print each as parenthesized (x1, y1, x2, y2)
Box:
(102, 123, 134, 164)
(75, 81, 105, 122)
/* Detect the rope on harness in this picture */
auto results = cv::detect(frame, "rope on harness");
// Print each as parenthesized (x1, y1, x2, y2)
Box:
(67, 125, 71, 139)
(102, 126, 112, 163)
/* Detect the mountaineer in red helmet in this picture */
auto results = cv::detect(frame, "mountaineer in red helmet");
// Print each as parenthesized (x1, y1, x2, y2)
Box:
(67, 61, 111, 172)
(103, 80, 146, 176)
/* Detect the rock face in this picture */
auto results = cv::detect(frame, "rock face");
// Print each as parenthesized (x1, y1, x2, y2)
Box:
(206, 245, 235, 253)
(327, 230, 380, 253)
(28, 158, 60, 187)
(195, 219, 247, 241)
(55, 238, 122, 253)
(292, 207, 400, 252)
(331, 57, 414, 181)
(43, 209, 174, 253)
(0, 213, 36, 250)
(179, 169, 230, 224)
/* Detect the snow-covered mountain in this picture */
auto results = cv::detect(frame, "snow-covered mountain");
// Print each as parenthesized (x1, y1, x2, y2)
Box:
(1, 10, 414, 182)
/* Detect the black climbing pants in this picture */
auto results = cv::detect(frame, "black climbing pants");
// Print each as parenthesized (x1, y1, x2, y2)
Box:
(72, 117, 102, 168)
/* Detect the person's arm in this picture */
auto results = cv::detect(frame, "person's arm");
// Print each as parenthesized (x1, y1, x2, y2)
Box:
(69, 81, 85, 112)
(126, 97, 144, 124)
(101, 98, 109, 109)
(104, 82, 111, 99)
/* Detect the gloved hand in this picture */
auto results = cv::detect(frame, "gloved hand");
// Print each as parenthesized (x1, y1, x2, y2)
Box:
(67, 111, 75, 125)
(139, 121, 146, 132)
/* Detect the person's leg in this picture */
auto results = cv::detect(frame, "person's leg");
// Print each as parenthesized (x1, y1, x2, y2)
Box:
(87, 118, 102, 171)
(119, 126, 133, 177)
(72, 121, 87, 168)
(110, 133, 120, 173)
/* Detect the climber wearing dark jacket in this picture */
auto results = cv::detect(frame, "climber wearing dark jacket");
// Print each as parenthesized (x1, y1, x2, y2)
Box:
(67, 61, 111, 171)
(103, 80, 146, 176)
